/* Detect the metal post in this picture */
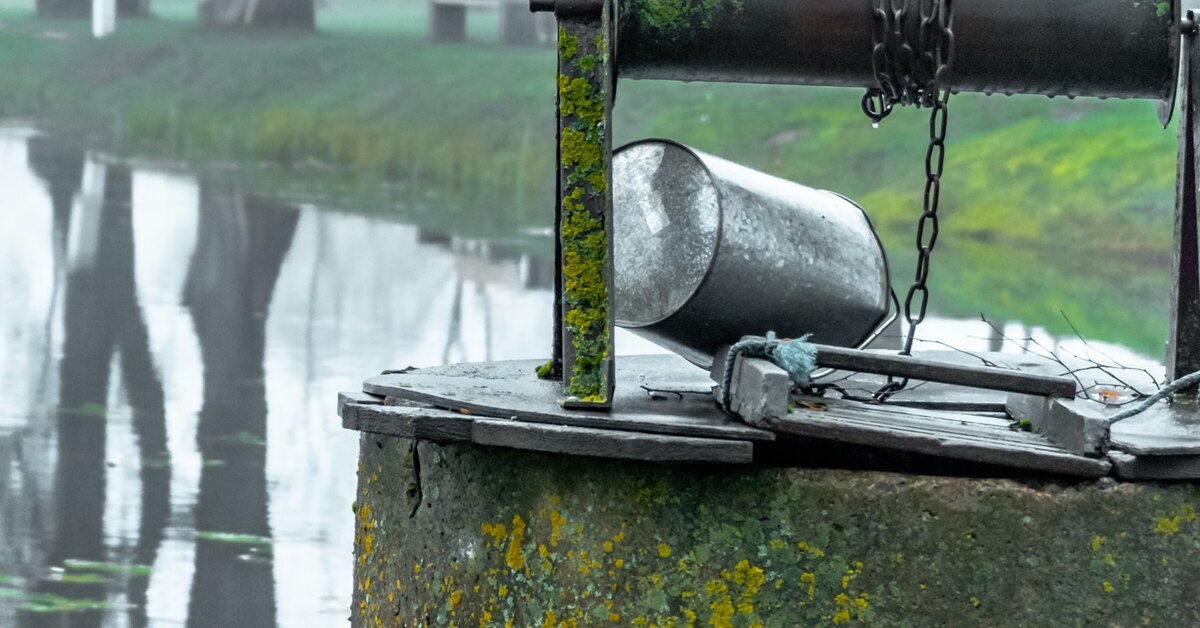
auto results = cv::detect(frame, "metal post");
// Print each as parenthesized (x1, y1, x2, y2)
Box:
(538, 0, 614, 408)
(1169, 11, 1200, 394)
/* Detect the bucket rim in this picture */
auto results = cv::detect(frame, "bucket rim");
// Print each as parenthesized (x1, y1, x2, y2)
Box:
(613, 137, 725, 329)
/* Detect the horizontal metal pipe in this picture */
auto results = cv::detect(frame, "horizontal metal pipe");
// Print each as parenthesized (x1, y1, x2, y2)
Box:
(617, 0, 1179, 108)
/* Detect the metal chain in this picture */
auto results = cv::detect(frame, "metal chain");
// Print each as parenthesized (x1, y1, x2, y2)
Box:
(863, 0, 927, 122)
(865, 0, 954, 401)
(862, 0, 895, 122)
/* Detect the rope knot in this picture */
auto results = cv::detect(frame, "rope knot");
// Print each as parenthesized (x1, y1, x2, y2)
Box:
(719, 332, 817, 411)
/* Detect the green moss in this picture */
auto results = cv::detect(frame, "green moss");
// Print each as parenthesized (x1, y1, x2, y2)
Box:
(535, 359, 555, 379)
(557, 75, 604, 126)
(560, 127, 603, 168)
(558, 28, 578, 61)
(627, 0, 744, 41)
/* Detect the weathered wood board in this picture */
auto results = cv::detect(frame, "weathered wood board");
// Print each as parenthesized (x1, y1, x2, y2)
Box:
(338, 391, 383, 414)
(812, 344, 1077, 398)
(1108, 450, 1200, 480)
(341, 402, 474, 442)
(339, 396, 752, 464)
(364, 355, 773, 442)
(1109, 401, 1200, 455)
(808, 349, 1069, 411)
(342, 350, 1200, 477)
(471, 419, 753, 464)
(768, 396, 1111, 478)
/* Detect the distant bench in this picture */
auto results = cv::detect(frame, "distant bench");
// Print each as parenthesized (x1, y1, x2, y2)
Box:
(428, 0, 553, 45)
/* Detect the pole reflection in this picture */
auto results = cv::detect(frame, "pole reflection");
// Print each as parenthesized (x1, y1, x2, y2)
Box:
(18, 154, 168, 628)
(184, 185, 298, 627)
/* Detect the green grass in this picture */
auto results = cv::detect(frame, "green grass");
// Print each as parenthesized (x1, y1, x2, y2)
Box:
(0, 6, 1180, 353)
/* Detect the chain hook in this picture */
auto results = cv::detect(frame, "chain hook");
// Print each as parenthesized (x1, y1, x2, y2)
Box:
(861, 89, 893, 125)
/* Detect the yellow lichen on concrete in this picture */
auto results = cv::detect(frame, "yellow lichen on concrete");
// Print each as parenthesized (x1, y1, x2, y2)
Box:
(506, 515, 527, 571)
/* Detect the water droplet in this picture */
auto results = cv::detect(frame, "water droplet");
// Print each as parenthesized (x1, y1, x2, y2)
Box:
(871, 121, 879, 129)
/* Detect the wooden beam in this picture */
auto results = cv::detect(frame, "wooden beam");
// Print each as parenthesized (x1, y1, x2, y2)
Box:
(471, 419, 753, 464)
(812, 344, 1077, 398)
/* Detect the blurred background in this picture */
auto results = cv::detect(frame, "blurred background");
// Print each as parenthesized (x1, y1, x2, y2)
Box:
(0, 0, 1183, 625)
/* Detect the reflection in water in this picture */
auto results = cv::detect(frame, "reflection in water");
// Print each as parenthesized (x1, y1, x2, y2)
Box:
(184, 184, 298, 627)
(65, 162, 164, 628)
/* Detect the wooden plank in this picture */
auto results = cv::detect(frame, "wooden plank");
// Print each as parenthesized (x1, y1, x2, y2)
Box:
(1109, 401, 1200, 455)
(471, 419, 753, 465)
(338, 391, 383, 417)
(342, 403, 474, 443)
(768, 396, 1111, 478)
(812, 344, 1078, 398)
(1109, 450, 1200, 480)
(364, 355, 774, 443)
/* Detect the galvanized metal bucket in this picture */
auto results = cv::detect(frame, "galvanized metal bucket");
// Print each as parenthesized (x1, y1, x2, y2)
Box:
(613, 139, 891, 368)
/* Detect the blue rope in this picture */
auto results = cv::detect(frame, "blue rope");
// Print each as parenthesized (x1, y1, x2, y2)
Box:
(719, 332, 818, 410)
(1108, 369, 1200, 423)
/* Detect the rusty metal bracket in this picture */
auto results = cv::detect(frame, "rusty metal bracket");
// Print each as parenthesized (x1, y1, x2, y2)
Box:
(1168, 10, 1200, 394)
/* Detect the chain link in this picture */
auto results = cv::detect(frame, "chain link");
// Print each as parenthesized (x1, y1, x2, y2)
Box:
(863, 0, 892, 122)
(864, 0, 954, 401)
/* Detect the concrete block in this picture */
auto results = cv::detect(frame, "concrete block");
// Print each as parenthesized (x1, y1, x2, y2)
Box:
(727, 356, 790, 428)
(1007, 393, 1110, 456)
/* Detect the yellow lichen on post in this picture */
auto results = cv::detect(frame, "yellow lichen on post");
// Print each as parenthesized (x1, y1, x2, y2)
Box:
(556, 7, 613, 404)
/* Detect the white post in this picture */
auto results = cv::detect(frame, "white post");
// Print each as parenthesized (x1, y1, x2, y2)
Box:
(92, 0, 115, 38)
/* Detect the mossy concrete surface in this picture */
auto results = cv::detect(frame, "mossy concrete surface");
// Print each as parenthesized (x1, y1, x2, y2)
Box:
(353, 434, 1200, 627)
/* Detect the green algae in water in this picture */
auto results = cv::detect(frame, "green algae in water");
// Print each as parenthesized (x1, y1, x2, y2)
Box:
(201, 431, 267, 447)
(52, 572, 106, 585)
(19, 592, 133, 614)
(237, 553, 273, 566)
(197, 530, 274, 547)
(63, 559, 152, 577)
(56, 403, 107, 418)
